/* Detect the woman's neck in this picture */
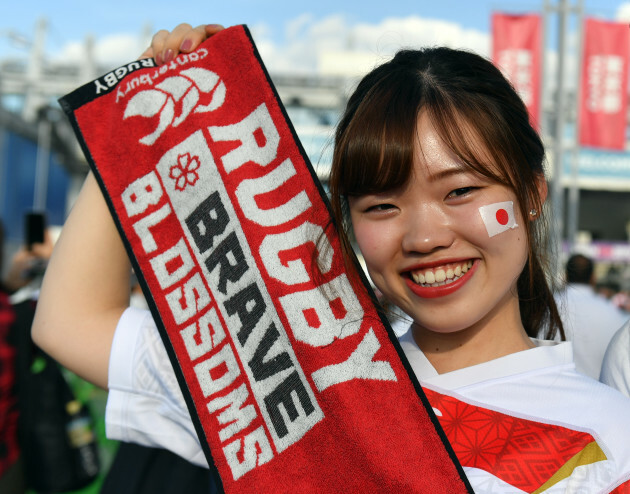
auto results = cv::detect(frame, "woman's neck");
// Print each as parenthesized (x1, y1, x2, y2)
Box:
(411, 311, 535, 374)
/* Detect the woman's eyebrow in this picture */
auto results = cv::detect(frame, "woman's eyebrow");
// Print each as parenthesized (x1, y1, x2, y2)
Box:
(425, 162, 471, 183)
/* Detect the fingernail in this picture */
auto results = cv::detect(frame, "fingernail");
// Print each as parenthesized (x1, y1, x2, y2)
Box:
(155, 51, 163, 65)
(163, 49, 174, 63)
(180, 39, 192, 52)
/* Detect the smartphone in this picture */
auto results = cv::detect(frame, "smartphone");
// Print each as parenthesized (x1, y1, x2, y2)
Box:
(25, 212, 46, 249)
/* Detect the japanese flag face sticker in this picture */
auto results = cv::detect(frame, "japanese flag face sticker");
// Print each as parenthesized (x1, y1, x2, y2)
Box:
(479, 201, 519, 237)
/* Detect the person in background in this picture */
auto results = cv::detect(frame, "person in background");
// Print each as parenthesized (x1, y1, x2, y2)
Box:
(4, 228, 55, 299)
(601, 321, 630, 398)
(595, 277, 620, 301)
(555, 253, 628, 379)
(1, 219, 58, 494)
(0, 221, 24, 494)
(611, 287, 630, 313)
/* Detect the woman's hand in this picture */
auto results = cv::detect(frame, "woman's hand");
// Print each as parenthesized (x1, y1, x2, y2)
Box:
(140, 23, 225, 65)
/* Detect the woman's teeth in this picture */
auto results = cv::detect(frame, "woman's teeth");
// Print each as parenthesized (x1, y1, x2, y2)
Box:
(410, 261, 473, 287)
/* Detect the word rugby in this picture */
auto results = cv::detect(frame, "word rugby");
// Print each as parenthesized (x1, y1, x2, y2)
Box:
(60, 25, 471, 494)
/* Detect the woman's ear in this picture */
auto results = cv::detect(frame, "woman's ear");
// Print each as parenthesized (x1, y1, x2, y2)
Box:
(527, 173, 547, 221)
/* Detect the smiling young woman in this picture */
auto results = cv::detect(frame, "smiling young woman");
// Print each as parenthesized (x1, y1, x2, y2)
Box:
(328, 46, 630, 490)
(329, 47, 557, 345)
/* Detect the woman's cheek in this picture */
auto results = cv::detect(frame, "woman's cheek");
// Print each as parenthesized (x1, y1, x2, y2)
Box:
(353, 220, 393, 258)
(452, 205, 490, 241)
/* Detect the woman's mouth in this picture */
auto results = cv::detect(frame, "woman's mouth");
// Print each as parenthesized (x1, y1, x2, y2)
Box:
(405, 260, 476, 298)
(409, 260, 473, 287)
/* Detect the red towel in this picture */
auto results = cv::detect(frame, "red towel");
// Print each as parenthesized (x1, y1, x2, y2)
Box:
(59, 25, 472, 494)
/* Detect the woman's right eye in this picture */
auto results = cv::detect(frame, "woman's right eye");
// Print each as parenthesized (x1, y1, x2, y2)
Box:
(365, 203, 395, 212)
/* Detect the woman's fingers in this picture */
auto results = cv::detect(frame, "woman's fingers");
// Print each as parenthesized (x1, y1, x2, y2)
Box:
(158, 23, 195, 64)
(140, 23, 225, 64)
(203, 24, 225, 38)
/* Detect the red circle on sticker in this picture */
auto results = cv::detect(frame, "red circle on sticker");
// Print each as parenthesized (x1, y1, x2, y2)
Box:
(496, 209, 510, 226)
(496, 208, 509, 225)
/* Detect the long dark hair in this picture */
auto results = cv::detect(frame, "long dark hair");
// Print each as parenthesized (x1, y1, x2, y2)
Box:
(328, 47, 564, 340)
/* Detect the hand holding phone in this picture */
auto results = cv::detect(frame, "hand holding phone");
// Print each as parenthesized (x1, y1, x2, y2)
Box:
(25, 212, 46, 250)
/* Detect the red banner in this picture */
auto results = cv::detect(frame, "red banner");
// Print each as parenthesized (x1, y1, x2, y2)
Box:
(492, 13, 542, 128)
(579, 18, 630, 150)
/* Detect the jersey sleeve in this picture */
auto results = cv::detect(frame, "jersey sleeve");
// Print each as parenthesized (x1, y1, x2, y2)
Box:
(105, 307, 208, 468)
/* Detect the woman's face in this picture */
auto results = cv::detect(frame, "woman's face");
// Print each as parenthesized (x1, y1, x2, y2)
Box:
(348, 113, 529, 336)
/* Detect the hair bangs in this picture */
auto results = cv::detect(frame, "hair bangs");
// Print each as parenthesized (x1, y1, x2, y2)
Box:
(333, 72, 421, 198)
(423, 91, 513, 188)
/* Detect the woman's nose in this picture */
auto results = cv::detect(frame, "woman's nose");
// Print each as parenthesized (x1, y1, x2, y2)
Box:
(400, 205, 455, 254)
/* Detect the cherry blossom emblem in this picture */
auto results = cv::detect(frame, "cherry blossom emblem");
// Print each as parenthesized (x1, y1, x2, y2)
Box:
(169, 153, 201, 191)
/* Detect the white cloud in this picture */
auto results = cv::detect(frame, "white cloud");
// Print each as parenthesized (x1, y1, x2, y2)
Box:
(42, 14, 490, 77)
(49, 40, 85, 64)
(50, 32, 145, 69)
(616, 2, 630, 23)
(94, 33, 146, 66)
(358, 16, 489, 55)
(249, 14, 490, 76)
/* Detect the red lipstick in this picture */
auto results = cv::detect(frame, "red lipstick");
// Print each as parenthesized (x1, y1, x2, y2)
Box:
(404, 261, 478, 299)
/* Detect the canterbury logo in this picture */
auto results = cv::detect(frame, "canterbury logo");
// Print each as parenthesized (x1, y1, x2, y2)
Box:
(124, 68, 226, 145)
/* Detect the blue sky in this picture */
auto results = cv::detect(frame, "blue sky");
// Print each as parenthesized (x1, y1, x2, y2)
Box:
(2, 1, 630, 74)
(3, 1, 499, 48)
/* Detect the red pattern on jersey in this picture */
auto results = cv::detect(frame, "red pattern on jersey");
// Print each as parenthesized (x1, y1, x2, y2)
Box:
(611, 479, 630, 493)
(425, 387, 601, 492)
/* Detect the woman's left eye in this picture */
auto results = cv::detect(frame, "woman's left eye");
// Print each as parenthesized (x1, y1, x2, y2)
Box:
(447, 187, 476, 199)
